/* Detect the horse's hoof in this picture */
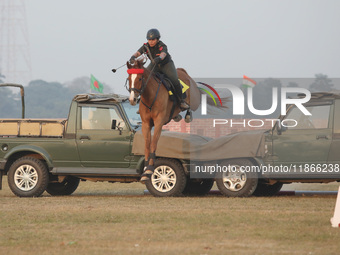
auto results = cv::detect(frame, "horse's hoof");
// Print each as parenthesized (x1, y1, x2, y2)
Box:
(173, 114, 182, 122)
(144, 169, 154, 175)
(185, 110, 193, 123)
(140, 175, 149, 184)
(144, 165, 155, 175)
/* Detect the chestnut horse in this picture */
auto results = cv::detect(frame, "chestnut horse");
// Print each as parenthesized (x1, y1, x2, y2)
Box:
(126, 60, 202, 183)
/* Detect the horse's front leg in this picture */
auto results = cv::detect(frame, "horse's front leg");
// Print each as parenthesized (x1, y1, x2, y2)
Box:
(149, 120, 163, 166)
(141, 122, 152, 183)
(141, 120, 163, 184)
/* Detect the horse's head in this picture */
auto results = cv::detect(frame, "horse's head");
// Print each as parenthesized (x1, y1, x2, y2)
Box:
(126, 60, 145, 106)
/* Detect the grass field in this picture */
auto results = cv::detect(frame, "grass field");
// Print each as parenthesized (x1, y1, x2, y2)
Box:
(1, 177, 340, 255)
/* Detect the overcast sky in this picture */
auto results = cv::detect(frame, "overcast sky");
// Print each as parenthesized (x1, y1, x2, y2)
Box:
(23, 0, 340, 95)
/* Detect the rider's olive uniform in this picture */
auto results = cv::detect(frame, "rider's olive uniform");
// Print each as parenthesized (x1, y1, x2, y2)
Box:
(137, 41, 183, 101)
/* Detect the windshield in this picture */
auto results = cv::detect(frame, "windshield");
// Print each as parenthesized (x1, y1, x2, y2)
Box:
(285, 104, 330, 129)
(121, 101, 141, 128)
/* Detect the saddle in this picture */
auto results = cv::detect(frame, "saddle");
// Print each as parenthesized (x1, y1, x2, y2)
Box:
(154, 73, 188, 101)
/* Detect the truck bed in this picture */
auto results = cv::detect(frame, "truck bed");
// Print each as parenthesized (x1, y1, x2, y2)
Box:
(0, 119, 66, 137)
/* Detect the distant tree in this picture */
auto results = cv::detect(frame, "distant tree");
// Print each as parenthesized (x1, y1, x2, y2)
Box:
(1, 76, 115, 118)
(0, 72, 5, 83)
(309, 73, 334, 92)
(102, 82, 113, 94)
(287, 82, 298, 87)
(283, 81, 301, 99)
(244, 78, 282, 118)
(64, 76, 91, 95)
(0, 86, 21, 118)
(25, 80, 70, 118)
(252, 78, 282, 106)
(65, 76, 113, 95)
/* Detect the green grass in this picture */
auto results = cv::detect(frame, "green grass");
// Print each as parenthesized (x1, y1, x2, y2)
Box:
(1, 178, 340, 255)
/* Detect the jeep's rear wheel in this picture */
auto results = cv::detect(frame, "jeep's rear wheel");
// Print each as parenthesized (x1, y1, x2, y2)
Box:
(8, 157, 49, 197)
(215, 159, 258, 197)
(46, 176, 80, 196)
(145, 158, 186, 197)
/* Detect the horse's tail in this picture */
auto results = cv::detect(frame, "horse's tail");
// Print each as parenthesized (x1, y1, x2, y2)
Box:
(197, 82, 229, 109)
(176, 69, 228, 113)
(177, 68, 188, 75)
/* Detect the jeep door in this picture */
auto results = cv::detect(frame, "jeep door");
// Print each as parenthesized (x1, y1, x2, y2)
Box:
(271, 102, 333, 178)
(328, 99, 340, 168)
(76, 104, 133, 169)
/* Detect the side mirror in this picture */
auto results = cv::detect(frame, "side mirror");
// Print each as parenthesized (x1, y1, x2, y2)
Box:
(111, 119, 123, 135)
(111, 119, 117, 130)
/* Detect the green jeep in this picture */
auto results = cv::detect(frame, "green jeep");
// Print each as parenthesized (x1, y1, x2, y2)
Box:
(215, 92, 340, 197)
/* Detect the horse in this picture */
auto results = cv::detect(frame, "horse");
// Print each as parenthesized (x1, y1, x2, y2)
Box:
(126, 60, 217, 183)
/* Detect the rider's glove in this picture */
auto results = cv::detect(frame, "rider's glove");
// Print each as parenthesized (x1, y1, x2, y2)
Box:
(154, 56, 161, 65)
(129, 55, 136, 64)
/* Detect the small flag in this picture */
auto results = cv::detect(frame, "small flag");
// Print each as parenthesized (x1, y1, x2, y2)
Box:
(91, 74, 104, 93)
(242, 75, 256, 88)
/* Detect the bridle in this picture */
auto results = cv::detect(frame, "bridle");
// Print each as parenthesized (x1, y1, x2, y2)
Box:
(125, 68, 147, 95)
(126, 64, 161, 111)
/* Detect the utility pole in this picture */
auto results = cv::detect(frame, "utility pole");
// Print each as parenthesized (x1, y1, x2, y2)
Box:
(0, 0, 32, 85)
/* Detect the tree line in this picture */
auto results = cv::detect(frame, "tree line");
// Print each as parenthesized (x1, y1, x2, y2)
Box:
(0, 73, 338, 119)
(243, 73, 337, 118)
(0, 76, 112, 118)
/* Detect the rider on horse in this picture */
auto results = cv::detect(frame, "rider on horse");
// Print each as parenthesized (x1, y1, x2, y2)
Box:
(130, 28, 190, 110)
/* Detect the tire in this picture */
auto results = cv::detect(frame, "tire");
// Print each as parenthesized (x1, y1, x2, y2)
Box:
(183, 179, 214, 196)
(7, 156, 49, 197)
(46, 176, 80, 196)
(145, 158, 187, 197)
(215, 159, 258, 197)
(253, 182, 283, 197)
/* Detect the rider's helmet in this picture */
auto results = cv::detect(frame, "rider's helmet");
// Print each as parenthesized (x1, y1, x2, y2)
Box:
(146, 29, 160, 40)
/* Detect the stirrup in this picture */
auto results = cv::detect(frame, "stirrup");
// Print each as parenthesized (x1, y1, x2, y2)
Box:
(185, 110, 193, 123)
(173, 114, 182, 122)
(180, 101, 190, 110)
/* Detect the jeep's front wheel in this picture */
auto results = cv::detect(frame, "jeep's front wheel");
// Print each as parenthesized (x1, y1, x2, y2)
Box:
(7, 157, 49, 197)
(145, 158, 186, 197)
(215, 159, 258, 197)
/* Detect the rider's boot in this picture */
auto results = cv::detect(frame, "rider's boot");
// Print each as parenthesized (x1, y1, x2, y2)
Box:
(174, 82, 190, 110)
